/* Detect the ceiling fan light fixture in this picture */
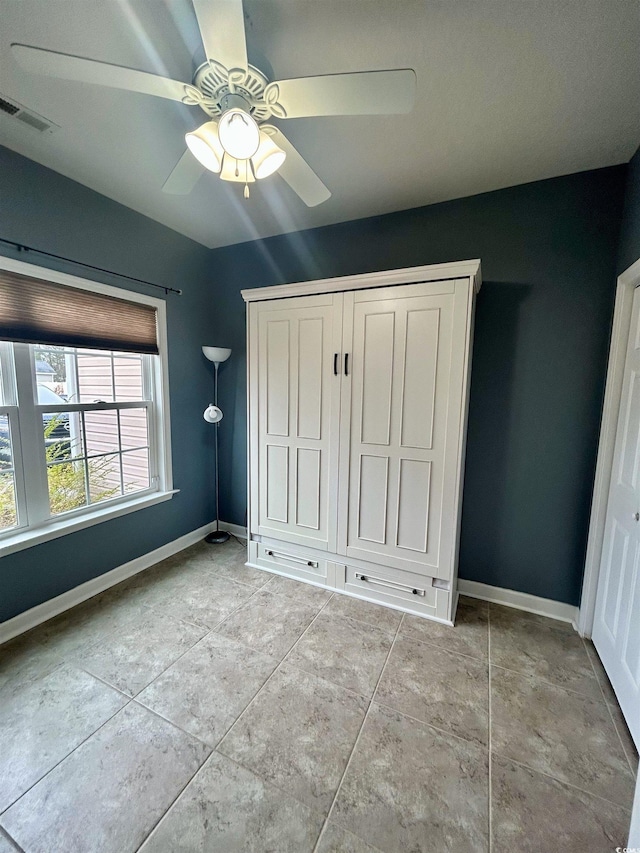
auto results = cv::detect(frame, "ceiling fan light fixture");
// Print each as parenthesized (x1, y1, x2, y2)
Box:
(218, 108, 260, 160)
(252, 131, 286, 179)
(185, 121, 224, 173)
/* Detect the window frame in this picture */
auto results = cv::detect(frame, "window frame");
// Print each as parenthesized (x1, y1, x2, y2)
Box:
(0, 255, 174, 557)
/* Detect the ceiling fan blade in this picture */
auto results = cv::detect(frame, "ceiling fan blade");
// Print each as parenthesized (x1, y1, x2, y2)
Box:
(264, 69, 416, 119)
(265, 127, 331, 207)
(192, 0, 248, 72)
(11, 44, 194, 103)
(162, 150, 206, 195)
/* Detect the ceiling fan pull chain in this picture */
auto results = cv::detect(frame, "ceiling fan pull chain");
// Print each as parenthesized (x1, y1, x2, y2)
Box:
(244, 161, 250, 199)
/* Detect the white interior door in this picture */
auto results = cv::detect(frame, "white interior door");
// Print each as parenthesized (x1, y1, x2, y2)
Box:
(251, 293, 343, 551)
(593, 285, 640, 748)
(338, 280, 469, 580)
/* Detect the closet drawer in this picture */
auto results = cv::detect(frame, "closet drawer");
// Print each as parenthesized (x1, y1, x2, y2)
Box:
(342, 564, 450, 621)
(249, 540, 329, 585)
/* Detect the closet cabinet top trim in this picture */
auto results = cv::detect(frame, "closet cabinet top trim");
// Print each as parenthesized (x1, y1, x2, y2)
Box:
(241, 259, 482, 303)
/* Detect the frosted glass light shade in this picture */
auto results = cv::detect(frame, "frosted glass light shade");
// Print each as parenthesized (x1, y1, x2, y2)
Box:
(220, 156, 255, 184)
(252, 132, 286, 179)
(202, 346, 231, 365)
(185, 121, 224, 173)
(218, 108, 260, 159)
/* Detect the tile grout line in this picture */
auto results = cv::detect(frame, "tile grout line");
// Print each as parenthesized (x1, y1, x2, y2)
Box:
(0, 824, 25, 853)
(398, 629, 487, 664)
(492, 752, 634, 814)
(489, 661, 603, 703)
(130, 584, 265, 692)
(47, 563, 266, 751)
(277, 593, 335, 668)
(132, 598, 345, 852)
(129, 697, 215, 751)
(31, 601, 148, 661)
(370, 699, 489, 748)
(213, 595, 335, 751)
(105, 554, 272, 853)
(68, 665, 139, 701)
(0, 550, 252, 832)
(0, 693, 134, 821)
(73, 597, 256, 703)
(581, 636, 638, 778)
(488, 602, 493, 853)
(491, 620, 636, 812)
(278, 658, 376, 705)
(29, 548, 244, 660)
(209, 659, 319, 817)
(132, 738, 213, 853)
(318, 603, 403, 635)
(310, 612, 405, 853)
(207, 746, 330, 829)
(313, 819, 387, 853)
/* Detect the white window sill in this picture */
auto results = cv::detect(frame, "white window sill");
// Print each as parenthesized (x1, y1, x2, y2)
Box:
(0, 490, 179, 558)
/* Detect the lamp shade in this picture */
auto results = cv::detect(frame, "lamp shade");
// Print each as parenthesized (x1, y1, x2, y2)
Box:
(185, 121, 224, 173)
(218, 108, 260, 160)
(220, 155, 255, 184)
(202, 346, 232, 365)
(252, 131, 286, 179)
(203, 404, 223, 423)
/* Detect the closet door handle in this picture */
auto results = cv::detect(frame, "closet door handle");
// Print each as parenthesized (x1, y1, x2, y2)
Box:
(333, 353, 339, 375)
(344, 353, 349, 376)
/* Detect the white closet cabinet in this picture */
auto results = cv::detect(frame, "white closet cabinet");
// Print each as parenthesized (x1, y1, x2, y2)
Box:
(243, 261, 481, 624)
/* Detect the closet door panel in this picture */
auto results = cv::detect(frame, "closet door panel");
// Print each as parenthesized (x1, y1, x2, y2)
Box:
(396, 458, 431, 551)
(252, 294, 342, 551)
(340, 280, 468, 580)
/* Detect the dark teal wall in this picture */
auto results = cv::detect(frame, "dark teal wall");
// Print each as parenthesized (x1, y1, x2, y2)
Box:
(0, 145, 630, 619)
(209, 166, 626, 606)
(0, 145, 218, 622)
(618, 146, 640, 273)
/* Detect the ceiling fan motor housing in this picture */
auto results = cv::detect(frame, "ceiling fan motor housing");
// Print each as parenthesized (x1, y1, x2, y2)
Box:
(193, 60, 272, 122)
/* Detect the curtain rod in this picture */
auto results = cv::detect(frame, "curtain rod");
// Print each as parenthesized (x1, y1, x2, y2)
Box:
(0, 237, 183, 296)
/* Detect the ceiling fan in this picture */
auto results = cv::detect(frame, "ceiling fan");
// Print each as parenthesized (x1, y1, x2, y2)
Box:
(11, 0, 416, 206)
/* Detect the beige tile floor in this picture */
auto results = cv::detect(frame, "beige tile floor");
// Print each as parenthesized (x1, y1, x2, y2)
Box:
(0, 538, 637, 852)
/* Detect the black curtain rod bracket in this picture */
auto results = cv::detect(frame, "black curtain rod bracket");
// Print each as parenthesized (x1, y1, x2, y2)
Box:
(0, 238, 182, 296)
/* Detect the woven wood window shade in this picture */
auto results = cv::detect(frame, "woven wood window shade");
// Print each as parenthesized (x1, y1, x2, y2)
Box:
(0, 269, 158, 354)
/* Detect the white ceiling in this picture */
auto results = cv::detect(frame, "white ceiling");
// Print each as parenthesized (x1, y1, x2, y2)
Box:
(1, 0, 639, 250)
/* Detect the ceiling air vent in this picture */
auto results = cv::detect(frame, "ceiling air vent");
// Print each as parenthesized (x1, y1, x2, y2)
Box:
(0, 96, 20, 116)
(0, 93, 59, 133)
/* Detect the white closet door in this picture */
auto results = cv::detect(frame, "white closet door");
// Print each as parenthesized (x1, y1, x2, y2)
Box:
(593, 285, 640, 748)
(338, 280, 470, 580)
(251, 293, 343, 550)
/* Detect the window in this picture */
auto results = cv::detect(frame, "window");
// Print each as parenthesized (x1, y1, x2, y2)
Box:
(0, 257, 173, 555)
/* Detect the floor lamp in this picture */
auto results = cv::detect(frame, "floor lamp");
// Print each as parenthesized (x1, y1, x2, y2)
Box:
(202, 345, 232, 544)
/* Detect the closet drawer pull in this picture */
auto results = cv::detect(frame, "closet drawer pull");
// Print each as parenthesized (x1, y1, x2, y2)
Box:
(333, 353, 339, 375)
(265, 549, 318, 569)
(355, 572, 425, 596)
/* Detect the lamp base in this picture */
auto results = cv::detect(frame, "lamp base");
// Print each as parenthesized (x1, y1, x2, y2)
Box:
(205, 529, 230, 544)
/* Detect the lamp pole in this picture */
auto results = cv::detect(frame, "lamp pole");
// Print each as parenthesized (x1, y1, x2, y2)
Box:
(205, 362, 229, 543)
(202, 346, 232, 544)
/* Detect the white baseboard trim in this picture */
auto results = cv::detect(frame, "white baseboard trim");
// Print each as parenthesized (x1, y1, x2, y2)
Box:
(0, 521, 218, 645)
(458, 579, 579, 626)
(219, 521, 248, 540)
